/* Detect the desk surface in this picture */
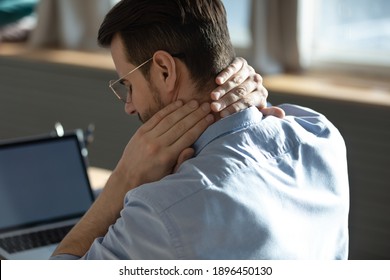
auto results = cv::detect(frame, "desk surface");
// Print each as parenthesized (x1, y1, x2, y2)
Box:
(87, 166, 111, 191)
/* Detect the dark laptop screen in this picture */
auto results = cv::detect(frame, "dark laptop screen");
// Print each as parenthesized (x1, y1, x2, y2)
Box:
(0, 135, 94, 232)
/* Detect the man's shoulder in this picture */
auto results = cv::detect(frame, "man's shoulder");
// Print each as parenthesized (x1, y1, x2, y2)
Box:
(124, 169, 209, 212)
(124, 104, 345, 212)
(278, 104, 344, 143)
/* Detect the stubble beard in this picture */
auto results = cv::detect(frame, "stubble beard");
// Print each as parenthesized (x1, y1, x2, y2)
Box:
(138, 81, 165, 123)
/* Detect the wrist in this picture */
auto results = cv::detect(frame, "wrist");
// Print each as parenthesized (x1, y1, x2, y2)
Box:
(111, 159, 142, 192)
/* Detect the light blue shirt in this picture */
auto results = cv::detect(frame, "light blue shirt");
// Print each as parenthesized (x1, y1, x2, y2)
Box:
(53, 104, 349, 259)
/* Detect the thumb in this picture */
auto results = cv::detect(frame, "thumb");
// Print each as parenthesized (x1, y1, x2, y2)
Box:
(260, 106, 285, 119)
(173, 148, 195, 173)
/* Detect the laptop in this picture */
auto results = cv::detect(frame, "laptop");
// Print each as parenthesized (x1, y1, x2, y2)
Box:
(0, 133, 95, 260)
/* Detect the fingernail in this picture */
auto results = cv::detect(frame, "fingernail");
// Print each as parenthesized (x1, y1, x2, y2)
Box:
(211, 102, 221, 112)
(211, 91, 220, 100)
(216, 76, 225, 84)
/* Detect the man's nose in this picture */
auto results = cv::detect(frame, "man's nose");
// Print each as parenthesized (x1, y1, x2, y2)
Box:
(125, 102, 137, 115)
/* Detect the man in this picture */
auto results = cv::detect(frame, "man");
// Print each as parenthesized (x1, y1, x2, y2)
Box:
(52, 0, 349, 259)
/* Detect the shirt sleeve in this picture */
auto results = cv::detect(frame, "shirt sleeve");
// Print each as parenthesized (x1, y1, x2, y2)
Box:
(80, 191, 178, 260)
(279, 104, 332, 135)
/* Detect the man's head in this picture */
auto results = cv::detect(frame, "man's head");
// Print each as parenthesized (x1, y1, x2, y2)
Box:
(98, 0, 235, 122)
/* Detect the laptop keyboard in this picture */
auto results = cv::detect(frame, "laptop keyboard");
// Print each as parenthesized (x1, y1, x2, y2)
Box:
(0, 225, 73, 254)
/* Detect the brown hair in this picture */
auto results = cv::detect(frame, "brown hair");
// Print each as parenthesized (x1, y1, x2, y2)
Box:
(98, 0, 235, 92)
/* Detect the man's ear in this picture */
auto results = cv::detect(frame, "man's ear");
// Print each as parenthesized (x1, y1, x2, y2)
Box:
(151, 50, 177, 97)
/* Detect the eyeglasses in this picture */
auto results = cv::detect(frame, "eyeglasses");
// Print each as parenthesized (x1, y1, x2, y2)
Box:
(108, 57, 153, 103)
(108, 53, 185, 104)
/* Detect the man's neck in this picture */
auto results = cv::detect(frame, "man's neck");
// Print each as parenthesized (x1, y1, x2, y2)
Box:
(172, 61, 221, 121)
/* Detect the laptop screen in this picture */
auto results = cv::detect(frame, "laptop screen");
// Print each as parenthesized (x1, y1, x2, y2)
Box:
(0, 134, 94, 232)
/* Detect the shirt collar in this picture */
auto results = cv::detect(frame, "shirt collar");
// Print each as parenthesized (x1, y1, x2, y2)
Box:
(193, 106, 263, 155)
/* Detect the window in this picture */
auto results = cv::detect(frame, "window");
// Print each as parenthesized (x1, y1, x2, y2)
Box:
(222, 0, 252, 51)
(299, 0, 390, 75)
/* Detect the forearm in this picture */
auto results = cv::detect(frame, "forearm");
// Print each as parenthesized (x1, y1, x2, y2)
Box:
(51, 170, 136, 257)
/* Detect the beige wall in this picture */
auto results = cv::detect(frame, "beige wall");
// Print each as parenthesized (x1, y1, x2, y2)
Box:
(0, 55, 141, 170)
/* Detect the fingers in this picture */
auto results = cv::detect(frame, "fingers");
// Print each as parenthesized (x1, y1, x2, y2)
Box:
(211, 72, 266, 113)
(212, 57, 249, 101)
(213, 59, 285, 120)
(210, 57, 270, 118)
(214, 57, 246, 86)
(151, 101, 214, 174)
(140, 99, 214, 156)
(141, 100, 184, 132)
(216, 92, 263, 118)
(141, 100, 205, 139)
(260, 106, 286, 119)
(170, 105, 214, 152)
(161, 102, 214, 146)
